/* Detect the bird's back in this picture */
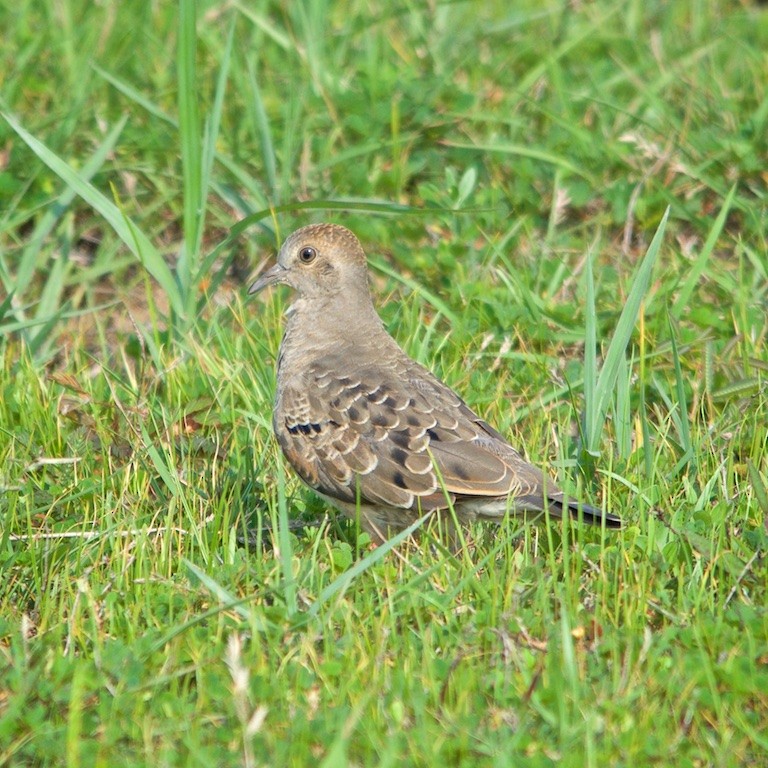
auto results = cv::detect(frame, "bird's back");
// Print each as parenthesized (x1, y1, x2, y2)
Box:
(274, 323, 555, 518)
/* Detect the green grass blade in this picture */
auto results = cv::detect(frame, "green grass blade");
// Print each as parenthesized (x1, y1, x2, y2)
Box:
(177, 0, 203, 305)
(612, 351, 633, 460)
(492, 265, 546, 323)
(747, 461, 768, 515)
(28, 250, 68, 352)
(91, 64, 176, 126)
(441, 140, 595, 183)
(671, 184, 737, 318)
(10, 114, 128, 299)
(196, 19, 233, 272)
(370, 257, 460, 327)
(1, 114, 128, 354)
(0, 109, 184, 318)
(668, 316, 695, 475)
(233, 2, 292, 50)
(583, 247, 598, 457)
(303, 513, 431, 622)
(153, 574, 271, 645)
(183, 560, 270, 626)
(0, 291, 14, 324)
(585, 207, 669, 455)
(276, 457, 297, 619)
(140, 422, 183, 496)
(247, 59, 278, 199)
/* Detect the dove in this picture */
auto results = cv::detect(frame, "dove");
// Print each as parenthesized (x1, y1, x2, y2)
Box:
(249, 223, 621, 542)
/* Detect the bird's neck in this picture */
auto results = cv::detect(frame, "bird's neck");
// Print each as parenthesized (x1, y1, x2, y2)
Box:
(278, 291, 388, 367)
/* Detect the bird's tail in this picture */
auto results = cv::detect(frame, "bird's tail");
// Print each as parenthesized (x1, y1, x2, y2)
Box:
(553, 498, 622, 528)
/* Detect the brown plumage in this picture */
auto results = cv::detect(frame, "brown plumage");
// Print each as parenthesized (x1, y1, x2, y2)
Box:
(249, 223, 621, 542)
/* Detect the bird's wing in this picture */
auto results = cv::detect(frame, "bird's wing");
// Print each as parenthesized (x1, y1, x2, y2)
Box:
(274, 352, 548, 511)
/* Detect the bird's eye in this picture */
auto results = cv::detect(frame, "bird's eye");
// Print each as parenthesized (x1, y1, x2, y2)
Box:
(299, 247, 317, 264)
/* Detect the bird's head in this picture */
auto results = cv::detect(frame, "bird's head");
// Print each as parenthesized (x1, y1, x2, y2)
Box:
(248, 223, 371, 301)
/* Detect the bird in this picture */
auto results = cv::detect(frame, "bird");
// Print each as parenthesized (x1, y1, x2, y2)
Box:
(248, 223, 621, 542)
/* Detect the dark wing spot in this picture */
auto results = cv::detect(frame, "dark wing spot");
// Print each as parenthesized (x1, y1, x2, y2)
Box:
(406, 414, 422, 427)
(383, 396, 398, 408)
(390, 431, 410, 448)
(451, 461, 470, 481)
(391, 447, 408, 464)
(393, 471, 407, 489)
(427, 428, 440, 441)
(348, 406, 360, 421)
(371, 412, 390, 427)
(287, 422, 322, 435)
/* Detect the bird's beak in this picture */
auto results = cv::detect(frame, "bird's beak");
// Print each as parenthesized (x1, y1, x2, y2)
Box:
(248, 263, 288, 295)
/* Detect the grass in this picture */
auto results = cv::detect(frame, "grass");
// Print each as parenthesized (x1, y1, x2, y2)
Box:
(1, 0, 767, 765)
